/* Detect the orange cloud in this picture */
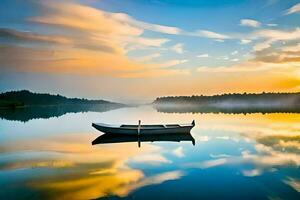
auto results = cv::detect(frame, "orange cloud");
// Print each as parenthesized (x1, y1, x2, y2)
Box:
(0, 1, 186, 78)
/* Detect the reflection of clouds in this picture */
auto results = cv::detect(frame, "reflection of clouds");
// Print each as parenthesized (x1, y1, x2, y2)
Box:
(30, 168, 183, 200)
(186, 116, 300, 177)
(197, 113, 300, 139)
(127, 170, 184, 193)
(256, 135, 300, 154)
(32, 169, 144, 200)
(173, 147, 185, 158)
(241, 144, 300, 168)
(209, 153, 231, 158)
(185, 158, 227, 169)
(216, 136, 230, 140)
(190, 113, 300, 177)
(129, 154, 171, 165)
(242, 169, 262, 177)
(185, 143, 300, 177)
(284, 177, 300, 193)
(0, 132, 182, 199)
(0, 160, 75, 171)
(194, 135, 210, 142)
(0, 133, 158, 167)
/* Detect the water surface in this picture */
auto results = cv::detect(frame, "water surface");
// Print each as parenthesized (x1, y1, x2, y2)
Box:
(0, 106, 300, 199)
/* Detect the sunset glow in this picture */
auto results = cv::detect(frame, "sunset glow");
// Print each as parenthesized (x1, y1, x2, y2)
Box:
(1, 0, 300, 101)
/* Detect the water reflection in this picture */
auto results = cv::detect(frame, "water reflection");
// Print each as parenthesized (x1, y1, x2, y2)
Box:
(0, 104, 124, 122)
(154, 104, 300, 114)
(0, 106, 299, 199)
(92, 133, 195, 147)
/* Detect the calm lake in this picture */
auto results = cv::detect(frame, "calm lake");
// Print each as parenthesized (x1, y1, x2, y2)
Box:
(1, 106, 300, 200)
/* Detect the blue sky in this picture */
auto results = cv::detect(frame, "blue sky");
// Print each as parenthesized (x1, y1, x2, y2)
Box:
(0, 0, 300, 102)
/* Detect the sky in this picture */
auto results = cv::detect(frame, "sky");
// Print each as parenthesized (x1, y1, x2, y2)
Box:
(0, 0, 300, 103)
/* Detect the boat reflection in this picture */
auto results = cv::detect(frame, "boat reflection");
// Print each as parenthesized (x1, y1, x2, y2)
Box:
(92, 132, 195, 147)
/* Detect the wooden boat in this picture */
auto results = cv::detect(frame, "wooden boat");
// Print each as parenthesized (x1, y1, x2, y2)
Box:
(92, 132, 195, 147)
(92, 120, 195, 135)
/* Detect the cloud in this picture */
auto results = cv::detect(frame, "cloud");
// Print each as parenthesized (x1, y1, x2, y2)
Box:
(0, 0, 238, 80)
(0, 1, 194, 79)
(119, 67, 190, 78)
(154, 59, 188, 68)
(124, 37, 169, 50)
(267, 23, 277, 27)
(254, 41, 300, 64)
(231, 50, 238, 55)
(197, 59, 300, 74)
(109, 12, 181, 35)
(254, 28, 300, 41)
(240, 19, 261, 28)
(197, 54, 209, 58)
(130, 18, 182, 35)
(255, 52, 300, 64)
(134, 53, 161, 62)
(197, 66, 240, 73)
(30, 2, 143, 37)
(0, 28, 72, 45)
(281, 43, 300, 52)
(284, 3, 300, 15)
(30, 1, 172, 51)
(194, 30, 230, 40)
(218, 56, 229, 60)
(1, 0, 300, 96)
(0, 44, 141, 75)
(170, 43, 184, 54)
(253, 40, 272, 51)
(252, 28, 300, 51)
(240, 39, 252, 44)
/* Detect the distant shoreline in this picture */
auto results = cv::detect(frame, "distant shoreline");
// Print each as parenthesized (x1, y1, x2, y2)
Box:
(0, 90, 125, 109)
(153, 92, 300, 114)
(0, 103, 121, 110)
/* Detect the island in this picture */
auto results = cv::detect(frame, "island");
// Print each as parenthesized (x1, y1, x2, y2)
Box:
(153, 92, 300, 114)
(0, 90, 126, 121)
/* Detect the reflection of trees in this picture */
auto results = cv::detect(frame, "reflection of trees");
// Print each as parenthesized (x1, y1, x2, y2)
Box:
(0, 104, 123, 122)
(154, 105, 300, 114)
(0, 90, 126, 122)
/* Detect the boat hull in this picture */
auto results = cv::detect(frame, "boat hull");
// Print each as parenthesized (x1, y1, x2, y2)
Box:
(92, 123, 194, 135)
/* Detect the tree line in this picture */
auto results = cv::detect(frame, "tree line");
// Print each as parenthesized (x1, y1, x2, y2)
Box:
(0, 90, 122, 108)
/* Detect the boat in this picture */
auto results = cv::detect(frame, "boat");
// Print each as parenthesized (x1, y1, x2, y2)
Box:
(92, 120, 195, 135)
(92, 132, 195, 147)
